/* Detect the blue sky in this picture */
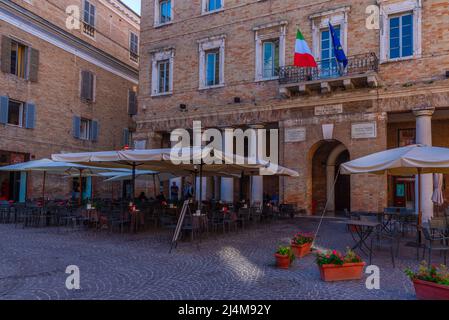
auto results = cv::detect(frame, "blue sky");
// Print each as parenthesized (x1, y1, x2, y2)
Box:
(121, 0, 141, 15)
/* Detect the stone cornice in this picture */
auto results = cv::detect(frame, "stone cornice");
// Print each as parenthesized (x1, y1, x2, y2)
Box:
(0, 0, 138, 83)
(102, 0, 140, 28)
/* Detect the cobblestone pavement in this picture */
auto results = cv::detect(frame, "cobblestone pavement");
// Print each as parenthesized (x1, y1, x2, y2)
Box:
(0, 217, 437, 300)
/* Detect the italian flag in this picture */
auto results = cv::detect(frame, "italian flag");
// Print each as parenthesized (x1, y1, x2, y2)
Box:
(294, 29, 318, 68)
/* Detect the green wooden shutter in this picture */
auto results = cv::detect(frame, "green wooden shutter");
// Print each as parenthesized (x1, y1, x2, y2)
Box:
(0, 96, 9, 124)
(1, 36, 11, 74)
(128, 90, 137, 115)
(91, 120, 98, 141)
(122, 128, 129, 146)
(29, 48, 39, 82)
(73, 116, 81, 139)
(25, 102, 36, 129)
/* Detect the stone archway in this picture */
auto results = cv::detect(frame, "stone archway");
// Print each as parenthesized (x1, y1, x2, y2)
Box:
(311, 140, 350, 215)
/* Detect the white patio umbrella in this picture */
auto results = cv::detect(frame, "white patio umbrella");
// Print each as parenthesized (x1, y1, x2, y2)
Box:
(0, 159, 126, 206)
(432, 173, 444, 206)
(341, 144, 449, 227)
(52, 147, 299, 210)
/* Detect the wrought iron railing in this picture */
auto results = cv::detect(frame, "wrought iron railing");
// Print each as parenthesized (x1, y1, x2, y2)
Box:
(130, 51, 139, 63)
(83, 22, 96, 38)
(278, 52, 379, 85)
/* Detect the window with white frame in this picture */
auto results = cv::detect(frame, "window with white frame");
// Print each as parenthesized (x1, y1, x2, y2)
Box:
(202, 0, 223, 14)
(198, 36, 225, 89)
(310, 7, 349, 65)
(83, 0, 96, 38)
(205, 49, 220, 86)
(262, 40, 279, 79)
(7, 100, 24, 127)
(254, 22, 287, 81)
(80, 118, 92, 141)
(154, 0, 173, 26)
(151, 49, 174, 96)
(389, 13, 414, 59)
(380, 0, 422, 62)
(130, 32, 139, 62)
(158, 60, 170, 93)
(320, 26, 341, 77)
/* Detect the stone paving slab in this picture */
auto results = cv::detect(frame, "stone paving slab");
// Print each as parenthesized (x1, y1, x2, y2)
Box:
(0, 218, 438, 300)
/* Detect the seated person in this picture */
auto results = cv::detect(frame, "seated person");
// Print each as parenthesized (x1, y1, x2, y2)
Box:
(138, 192, 149, 202)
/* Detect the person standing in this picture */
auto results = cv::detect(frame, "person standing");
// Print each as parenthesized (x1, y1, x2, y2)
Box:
(170, 182, 180, 201)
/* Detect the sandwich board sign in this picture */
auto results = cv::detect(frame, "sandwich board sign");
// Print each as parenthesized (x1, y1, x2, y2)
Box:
(169, 200, 191, 253)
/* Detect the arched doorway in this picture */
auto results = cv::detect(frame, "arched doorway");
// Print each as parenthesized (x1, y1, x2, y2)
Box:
(311, 140, 350, 216)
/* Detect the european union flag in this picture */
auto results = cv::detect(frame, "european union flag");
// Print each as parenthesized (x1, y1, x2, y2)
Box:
(329, 22, 348, 69)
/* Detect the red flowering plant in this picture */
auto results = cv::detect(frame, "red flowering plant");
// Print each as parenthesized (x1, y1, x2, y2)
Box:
(316, 248, 363, 266)
(405, 262, 449, 286)
(291, 232, 314, 245)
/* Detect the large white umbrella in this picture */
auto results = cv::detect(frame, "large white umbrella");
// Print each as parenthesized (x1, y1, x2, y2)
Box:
(52, 147, 299, 202)
(0, 159, 126, 205)
(341, 144, 449, 227)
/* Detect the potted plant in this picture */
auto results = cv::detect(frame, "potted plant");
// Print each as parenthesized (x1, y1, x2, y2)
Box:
(316, 248, 365, 282)
(405, 262, 449, 300)
(275, 246, 295, 269)
(291, 232, 314, 258)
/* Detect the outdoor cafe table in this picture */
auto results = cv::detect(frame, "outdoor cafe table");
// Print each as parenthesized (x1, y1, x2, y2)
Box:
(335, 220, 380, 256)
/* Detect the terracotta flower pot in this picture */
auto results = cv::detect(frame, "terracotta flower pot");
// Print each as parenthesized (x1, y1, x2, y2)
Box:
(275, 254, 291, 269)
(291, 242, 312, 258)
(319, 262, 366, 282)
(413, 279, 449, 300)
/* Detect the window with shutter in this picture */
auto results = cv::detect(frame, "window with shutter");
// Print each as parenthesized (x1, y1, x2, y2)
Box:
(6, 40, 29, 79)
(130, 32, 139, 63)
(128, 90, 137, 115)
(81, 71, 94, 102)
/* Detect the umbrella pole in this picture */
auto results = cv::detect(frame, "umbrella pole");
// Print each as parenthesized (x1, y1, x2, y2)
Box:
(132, 162, 136, 203)
(79, 169, 83, 206)
(42, 171, 47, 208)
(193, 169, 197, 208)
(153, 174, 157, 198)
(418, 169, 422, 244)
(198, 162, 203, 213)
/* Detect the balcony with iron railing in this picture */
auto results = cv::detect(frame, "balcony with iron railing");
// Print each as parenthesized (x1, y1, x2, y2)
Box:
(82, 22, 96, 38)
(278, 53, 380, 96)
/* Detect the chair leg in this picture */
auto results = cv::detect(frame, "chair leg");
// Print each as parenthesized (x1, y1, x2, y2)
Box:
(390, 245, 396, 268)
(428, 248, 432, 268)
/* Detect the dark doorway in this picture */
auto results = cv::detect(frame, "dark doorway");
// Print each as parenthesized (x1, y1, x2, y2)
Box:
(335, 150, 350, 214)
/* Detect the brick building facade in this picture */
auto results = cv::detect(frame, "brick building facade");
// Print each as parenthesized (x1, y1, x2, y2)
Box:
(135, 0, 449, 216)
(0, 0, 140, 202)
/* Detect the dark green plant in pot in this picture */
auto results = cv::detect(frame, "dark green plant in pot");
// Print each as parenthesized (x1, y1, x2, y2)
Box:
(276, 246, 295, 263)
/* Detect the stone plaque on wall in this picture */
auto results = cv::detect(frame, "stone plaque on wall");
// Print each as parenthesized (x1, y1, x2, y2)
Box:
(314, 104, 343, 116)
(352, 122, 377, 139)
(285, 127, 306, 143)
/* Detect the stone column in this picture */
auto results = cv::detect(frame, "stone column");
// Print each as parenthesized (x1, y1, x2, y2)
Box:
(413, 106, 435, 223)
(251, 176, 264, 205)
(221, 128, 234, 203)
